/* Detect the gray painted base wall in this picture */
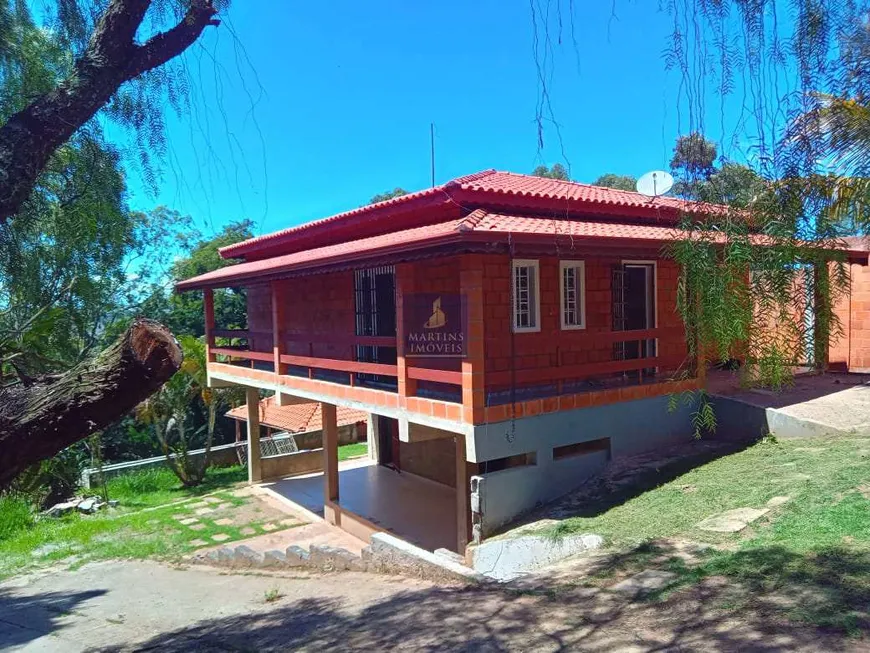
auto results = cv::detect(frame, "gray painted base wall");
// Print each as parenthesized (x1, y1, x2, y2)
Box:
(470, 394, 696, 538)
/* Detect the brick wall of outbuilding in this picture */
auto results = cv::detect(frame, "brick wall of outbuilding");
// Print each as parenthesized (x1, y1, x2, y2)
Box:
(830, 262, 870, 371)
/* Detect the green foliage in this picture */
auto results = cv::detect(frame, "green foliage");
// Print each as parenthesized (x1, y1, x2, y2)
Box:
(137, 335, 244, 487)
(106, 465, 246, 509)
(0, 466, 252, 579)
(368, 188, 408, 205)
(593, 173, 637, 191)
(531, 163, 570, 180)
(338, 442, 368, 461)
(139, 219, 254, 338)
(670, 132, 717, 186)
(108, 467, 184, 499)
(8, 447, 85, 508)
(0, 495, 34, 541)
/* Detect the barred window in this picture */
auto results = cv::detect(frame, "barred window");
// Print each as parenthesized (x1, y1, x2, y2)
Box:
(560, 261, 586, 330)
(511, 259, 540, 332)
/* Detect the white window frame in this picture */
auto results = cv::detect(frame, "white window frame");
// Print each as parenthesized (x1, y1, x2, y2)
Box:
(559, 260, 586, 330)
(511, 259, 541, 333)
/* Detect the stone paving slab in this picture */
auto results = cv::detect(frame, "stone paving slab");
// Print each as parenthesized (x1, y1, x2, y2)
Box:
(697, 507, 769, 533)
(611, 569, 677, 595)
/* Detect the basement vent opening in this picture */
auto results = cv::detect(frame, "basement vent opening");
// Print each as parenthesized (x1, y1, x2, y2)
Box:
(553, 437, 610, 461)
(483, 452, 537, 473)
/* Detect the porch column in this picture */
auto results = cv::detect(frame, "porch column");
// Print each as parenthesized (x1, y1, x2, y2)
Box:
(322, 402, 339, 509)
(271, 280, 292, 405)
(366, 414, 380, 463)
(246, 387, 262, 483)
(204, 288, 216, 363)
(455, 434, 470, 553)
(460, 255, 485, 424)
(395, 263, 417, 401)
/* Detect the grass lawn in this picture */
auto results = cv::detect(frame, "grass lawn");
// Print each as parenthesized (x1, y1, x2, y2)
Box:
(540, 433, 870, 635)
(0, 465, 299, 580)
(338, 442, 368, 461)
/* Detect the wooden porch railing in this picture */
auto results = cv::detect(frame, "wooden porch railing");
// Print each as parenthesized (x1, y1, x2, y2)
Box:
(206, 328, 464, 392)
(208, 326, 684, 398)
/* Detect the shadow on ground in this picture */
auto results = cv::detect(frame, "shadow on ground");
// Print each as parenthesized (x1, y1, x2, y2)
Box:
(101, 544, 866, 652)
(0, 587, 107, 649)
(510, 434, 759, 527)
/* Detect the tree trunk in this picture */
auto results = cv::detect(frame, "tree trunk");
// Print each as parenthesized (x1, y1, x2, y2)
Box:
(0, 319, 182, 487)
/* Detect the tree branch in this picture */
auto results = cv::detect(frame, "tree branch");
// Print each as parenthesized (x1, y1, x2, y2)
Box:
(0, 0, 219, 223)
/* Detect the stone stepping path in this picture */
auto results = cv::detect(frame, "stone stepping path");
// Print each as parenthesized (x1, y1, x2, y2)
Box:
(611, 569, 677, 595)
(696, 497, 790, 533)
(697, 507, 769, 533)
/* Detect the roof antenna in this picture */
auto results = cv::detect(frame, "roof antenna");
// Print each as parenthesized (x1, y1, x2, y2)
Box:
(430, 123, 436, 187)
(636, 170, 674, 200)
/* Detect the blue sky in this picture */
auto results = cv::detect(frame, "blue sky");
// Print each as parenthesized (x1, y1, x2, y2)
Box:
(125, 1, 754, 239)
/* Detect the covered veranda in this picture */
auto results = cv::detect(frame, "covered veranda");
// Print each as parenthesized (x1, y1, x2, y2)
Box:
(241, 389, 467, 553)
(263, 457, 458, 553)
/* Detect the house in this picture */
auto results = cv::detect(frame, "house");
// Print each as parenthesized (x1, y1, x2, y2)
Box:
(176, 170, 869, 555)
(224, 398, 367, 477)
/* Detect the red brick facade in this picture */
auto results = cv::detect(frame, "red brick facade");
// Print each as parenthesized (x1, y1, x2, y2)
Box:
(232, 252, 694, 425)
(480, 254, 688, 389)
(830, 262, 870, 371)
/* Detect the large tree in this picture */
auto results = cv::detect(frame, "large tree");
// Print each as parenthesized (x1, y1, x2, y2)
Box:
(368, 188, 408, 205)
(0, 0, 224, 484)
(593, 173, 637, 191)
(532, 163, 571, 180)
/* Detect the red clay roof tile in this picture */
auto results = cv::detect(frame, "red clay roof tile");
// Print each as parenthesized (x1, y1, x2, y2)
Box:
(225, 397, 366, 433)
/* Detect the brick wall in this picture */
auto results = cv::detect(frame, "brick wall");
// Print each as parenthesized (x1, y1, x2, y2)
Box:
(399, 437, 456, 487)
(480, 254, 687, 391)
(830, 262, 870, 371)
(246, 283, 272, 354)
(273, 272, 356, 359)
(402, 256, 463, 382)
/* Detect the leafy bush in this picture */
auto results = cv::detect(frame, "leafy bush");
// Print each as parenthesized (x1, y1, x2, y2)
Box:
(0, 496, 35, 541)
(9, 447, 84, 508)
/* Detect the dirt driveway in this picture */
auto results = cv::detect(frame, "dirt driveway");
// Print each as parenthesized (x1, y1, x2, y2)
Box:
(0, 559, 857, 652)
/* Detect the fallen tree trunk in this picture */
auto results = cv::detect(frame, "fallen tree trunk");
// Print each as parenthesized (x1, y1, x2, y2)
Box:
(0, 319, 182, 487)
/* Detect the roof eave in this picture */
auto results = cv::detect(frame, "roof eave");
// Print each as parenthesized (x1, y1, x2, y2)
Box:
(175, 231, 468, 292)
(217, 192, 453, 260)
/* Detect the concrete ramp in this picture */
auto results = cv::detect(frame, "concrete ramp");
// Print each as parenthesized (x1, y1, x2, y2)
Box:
(711, 372, 870, 438)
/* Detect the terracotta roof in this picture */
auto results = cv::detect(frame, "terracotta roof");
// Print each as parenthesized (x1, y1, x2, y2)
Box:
(218, 170, 717, 260)
(453, 170, 711, 213)
(177, 210, 869, 290)
(225, 397, 367, 433)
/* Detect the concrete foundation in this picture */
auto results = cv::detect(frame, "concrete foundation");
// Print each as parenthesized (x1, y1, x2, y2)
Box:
(470, 394, 696, 538)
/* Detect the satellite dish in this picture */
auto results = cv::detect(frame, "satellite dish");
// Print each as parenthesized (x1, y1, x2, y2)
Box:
(636, 170, 674, 198)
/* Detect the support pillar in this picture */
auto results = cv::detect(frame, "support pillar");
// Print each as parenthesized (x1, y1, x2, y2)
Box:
(246, 387, 262, 483)
(395, 263, 417, 402)
(204, 288, 216, 363)
(367, 414, 380, 463)
(322, 402, 339, 507)
(271, 281, 295, 405)
(455, 433, 470, 553)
